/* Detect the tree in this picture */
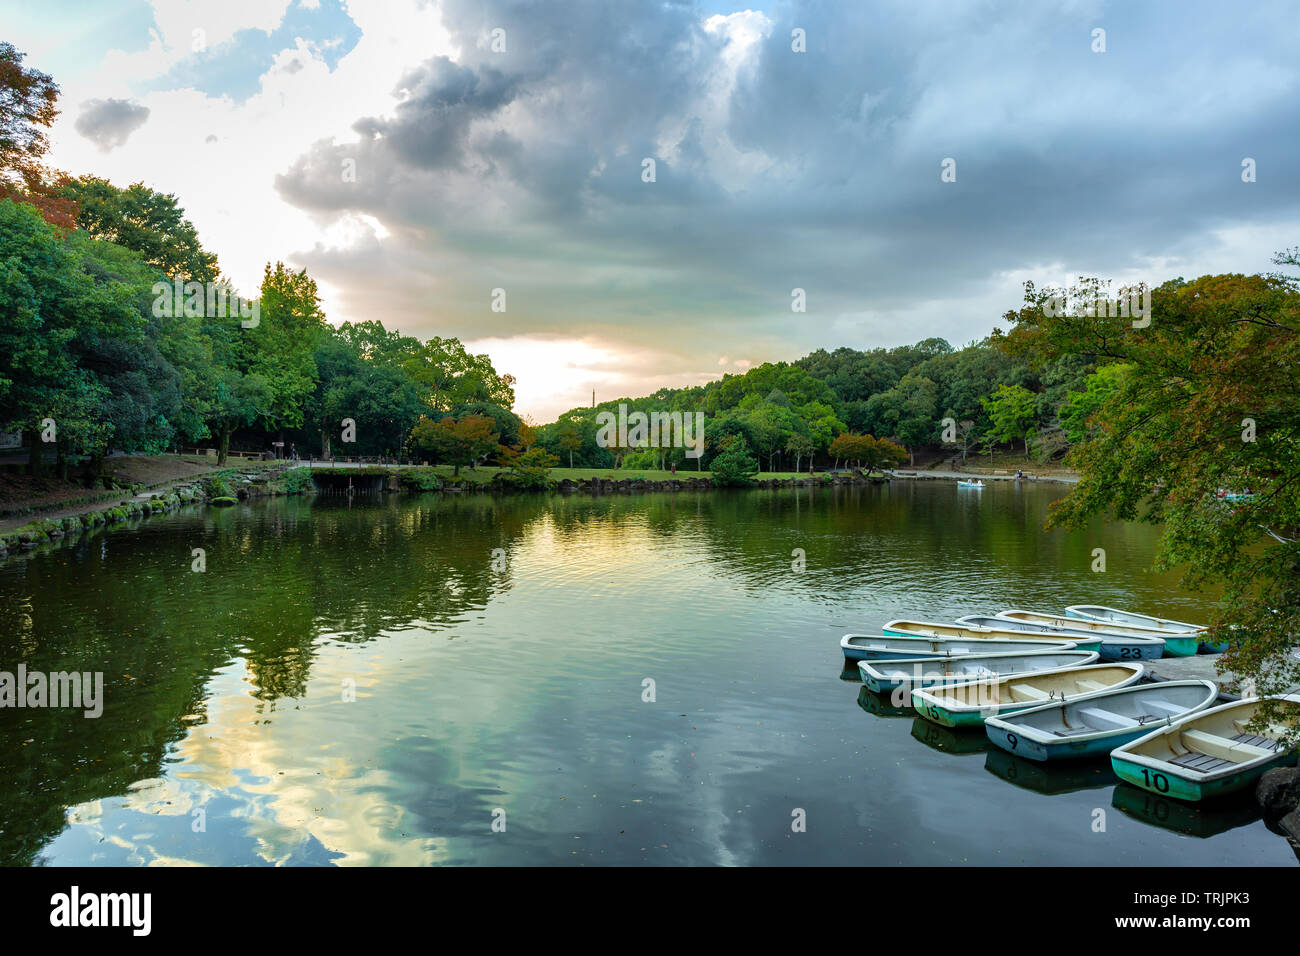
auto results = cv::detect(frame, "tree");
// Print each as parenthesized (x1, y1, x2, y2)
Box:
(498, 446, 558, 489)
(408, 414, 499, 475)
(865, 373, 938, 465)
(709, 436, 759, 487)
(557, 423, 582, 468)
(828, 432, 860, 469)
(785, 433, 814, 472)
(59, 176, 220, 281)
(403, 336, 516, 413)
(0, 43, 76, 229)
(981, 383, 1038, 458)
(246, 262, 327, 434)
(1060, 363, 1131, 444)
(862, 435, 907, 472)
(997, 270, 1300, 739)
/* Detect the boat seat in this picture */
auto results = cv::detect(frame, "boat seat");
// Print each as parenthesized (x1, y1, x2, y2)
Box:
(1075, 679, 1109, 693)
(1181, 729, 1274, 762)
(1232, 719, 1281, 749)
(1168, 752, 1235, 774)
(1141, 699, 1185, 719)
(1077, 707, 1139, 731)
(1009, 684, 1050, 703)
(1051, 726, 1094, 737)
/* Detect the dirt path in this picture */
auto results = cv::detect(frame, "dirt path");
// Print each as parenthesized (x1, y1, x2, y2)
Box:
(0, 455, 276, 532)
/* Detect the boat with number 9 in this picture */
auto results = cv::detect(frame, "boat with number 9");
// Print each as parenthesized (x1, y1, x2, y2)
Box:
(983, 679, 1219, 762)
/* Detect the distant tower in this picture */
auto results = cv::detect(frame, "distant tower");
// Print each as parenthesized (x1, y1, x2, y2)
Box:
(592, 389, 595, 408)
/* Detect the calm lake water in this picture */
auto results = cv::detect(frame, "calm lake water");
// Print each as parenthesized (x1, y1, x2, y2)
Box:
(1, 482, 1293, 866)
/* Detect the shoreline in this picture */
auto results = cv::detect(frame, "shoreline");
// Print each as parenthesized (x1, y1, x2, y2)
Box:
(0, 464, 1077, 561)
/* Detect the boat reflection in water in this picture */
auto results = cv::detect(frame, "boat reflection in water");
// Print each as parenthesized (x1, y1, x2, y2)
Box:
(1110, 783, 1263, 839)
(984, 749, 1114, 795)
(911, 718, 990, 755)
(856, 685, 912, 718)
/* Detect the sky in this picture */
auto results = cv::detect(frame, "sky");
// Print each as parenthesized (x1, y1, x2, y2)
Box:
(7, 0, 1300, 422)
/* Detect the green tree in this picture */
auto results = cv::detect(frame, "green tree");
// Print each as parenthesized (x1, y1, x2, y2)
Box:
(785, 433, 814, 472)
(557, 423, 582, 468)
(981, 383, 1038, 458)
(246, 262, 327, 435)
(498, 446, 558, 489)
(997, 269, 1300, 738)
(709, 435, 759, 487)
(1060, 363, 1131, 444)
(58, 176, 220, 280)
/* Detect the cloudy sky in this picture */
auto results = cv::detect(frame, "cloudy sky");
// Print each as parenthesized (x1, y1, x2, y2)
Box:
(9, 0, 1300, 421)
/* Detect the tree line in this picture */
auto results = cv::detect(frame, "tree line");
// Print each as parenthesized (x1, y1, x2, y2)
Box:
(0, 43, 520, 476)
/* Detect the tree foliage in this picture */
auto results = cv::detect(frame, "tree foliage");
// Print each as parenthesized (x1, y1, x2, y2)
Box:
(998, 270, 1300, 736)
(0, 43, 76, 229)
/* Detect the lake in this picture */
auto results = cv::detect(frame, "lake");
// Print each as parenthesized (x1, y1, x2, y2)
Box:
(0, 481, 1292, 865)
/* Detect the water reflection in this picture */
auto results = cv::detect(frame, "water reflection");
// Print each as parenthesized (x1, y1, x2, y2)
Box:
(0, 484, 1287, 866)
(857, 686, 911, 718)
(1110, 783, 1263, 839)
(912, 719, 990, 756)
(984, 750, 1115, 795)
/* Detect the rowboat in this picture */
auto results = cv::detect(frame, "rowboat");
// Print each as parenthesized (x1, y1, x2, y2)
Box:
(984, 679, 1218, 762)
(1065, 604, 1226, 654)
(1000, 609, 1196, 657)
(957, 480, 984, 489)
(859, 650, 1099, 694)
(883, 619, 1103, 654)
(1064, 604, 1206, 633)
(1109, 696, 1300, 801)
(967, 612, 1166, 661)
(840, 632, 1077, 662)
(911, 663, 1144, 727)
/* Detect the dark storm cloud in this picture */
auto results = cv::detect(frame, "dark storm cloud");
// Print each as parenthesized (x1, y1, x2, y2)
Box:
(352, 57, 521, 169)
(276, 0, 1300, 371)
(74, 97, 150, 151)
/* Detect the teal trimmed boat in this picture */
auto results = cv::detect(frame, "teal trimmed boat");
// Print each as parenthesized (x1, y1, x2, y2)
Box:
(840, 633, 1076, 662)
(1109, 696, 1300, 802)
(910, 663, 1144, 728)
(882, 619, 1103, 654)
(1060, 606, 1201, 658)
(1063, 604, 1225, 654)
(1001, 608, 1198, 657)
(858, 650, 1098, 694)
(984, 680, 1218, 762)
(961, 613, 1165, 662)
